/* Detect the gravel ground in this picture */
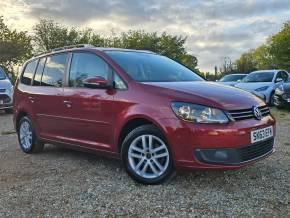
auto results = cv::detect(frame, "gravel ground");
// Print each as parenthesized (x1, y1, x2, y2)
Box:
(0, 109, 289, 217)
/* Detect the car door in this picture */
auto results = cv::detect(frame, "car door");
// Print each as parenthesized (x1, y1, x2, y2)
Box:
(274, 71, 284, 88)
(281, 71, 289, 82)
(61, 52, 115, 151)
(32, 53, 69, 140)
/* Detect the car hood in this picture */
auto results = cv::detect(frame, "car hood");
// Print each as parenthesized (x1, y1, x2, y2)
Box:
(234, 82, 272, 91)
(144, 81, 265, 110)
(0, 79, 12, 89)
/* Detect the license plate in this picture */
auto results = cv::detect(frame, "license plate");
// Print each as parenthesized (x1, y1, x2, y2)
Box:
(0, 100, 3, 105)
(251, 126, 273, 143)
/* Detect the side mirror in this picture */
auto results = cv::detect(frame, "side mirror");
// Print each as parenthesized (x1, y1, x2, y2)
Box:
(83, 76, 110, 89)
(275, 78, 283, 83)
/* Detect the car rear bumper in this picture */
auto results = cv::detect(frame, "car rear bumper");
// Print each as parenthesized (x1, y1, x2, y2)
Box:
(160, 115, 276, 170)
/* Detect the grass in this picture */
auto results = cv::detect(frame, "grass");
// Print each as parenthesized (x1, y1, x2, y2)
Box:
(1, 130, 16, 135)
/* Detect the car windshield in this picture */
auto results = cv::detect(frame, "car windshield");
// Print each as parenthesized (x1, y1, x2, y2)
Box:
(0, 68, 6, 80)
(243, 72, 274, 82)
(105, 51, 204, 82)
(219, 74, 245, 82)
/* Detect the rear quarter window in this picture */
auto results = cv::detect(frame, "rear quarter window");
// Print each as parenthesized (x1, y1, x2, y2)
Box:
(21, 60, 38, 85)
(33, 57, 46, 86)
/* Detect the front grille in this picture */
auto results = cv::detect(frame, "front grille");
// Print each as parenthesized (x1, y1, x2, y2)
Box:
(0, 94, 11, 103)
(0, 89, 5, 93)
(282, 93, 290, 100)
(228, 105, 270, 121)
(239, 138, 274, 162)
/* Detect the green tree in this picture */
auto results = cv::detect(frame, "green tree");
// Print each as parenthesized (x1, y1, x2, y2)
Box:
(33, 19, 106, 52)
(235, 50, 257, 73)
(235, 21, 290, 73)
(252, 44, 274, 70)
(33, 20, 199, 71)
(269, 22, 290, 71)
(0, 16, 32, 75)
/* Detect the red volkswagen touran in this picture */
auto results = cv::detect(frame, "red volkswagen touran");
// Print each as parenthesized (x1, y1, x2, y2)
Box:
(14, 45, 275, 184)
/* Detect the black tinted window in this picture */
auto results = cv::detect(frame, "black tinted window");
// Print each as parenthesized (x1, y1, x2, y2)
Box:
(220, 74, 245, 82)
(22, 60, 37, 85)
(244, 72, 274, 82)
(42, 54, 67, 87)
(281, 71, 289, 81)
(106, 51, 203, 82)
(114, 73, 127, 90)
(69, 52, 110, 87)
(0, 67, 6, 80)
(33, 57, 46, 86)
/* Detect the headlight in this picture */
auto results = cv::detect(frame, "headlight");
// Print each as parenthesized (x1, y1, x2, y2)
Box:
(255, 86, 269, 92)
(275, 88, 284, 95)
(171, 102, 229, 124)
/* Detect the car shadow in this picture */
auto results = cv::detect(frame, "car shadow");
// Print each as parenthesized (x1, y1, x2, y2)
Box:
(40, 144, 264, 189)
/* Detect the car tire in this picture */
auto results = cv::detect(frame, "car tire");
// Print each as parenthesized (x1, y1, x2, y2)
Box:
(17, 116, 44, 153)
(269, 92, 275, 106)
(121, 124, 174, 185)
(5, 108, 13, 114)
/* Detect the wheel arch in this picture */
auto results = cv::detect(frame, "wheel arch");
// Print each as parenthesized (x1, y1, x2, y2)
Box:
(15, 110, 29, 131)
(116, 115, 168, 153)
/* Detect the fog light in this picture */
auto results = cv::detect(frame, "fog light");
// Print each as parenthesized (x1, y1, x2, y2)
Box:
(194, 148, 240, 165)
(214, 150, 228, 160)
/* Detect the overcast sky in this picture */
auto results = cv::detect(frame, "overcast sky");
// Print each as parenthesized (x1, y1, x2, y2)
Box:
(1, 0, 290, 72)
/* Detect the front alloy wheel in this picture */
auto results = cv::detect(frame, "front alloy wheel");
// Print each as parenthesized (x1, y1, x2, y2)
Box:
(122, 125, 173, 184)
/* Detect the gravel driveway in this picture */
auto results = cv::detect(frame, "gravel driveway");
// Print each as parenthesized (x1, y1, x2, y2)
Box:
(0, 109, 289, 217)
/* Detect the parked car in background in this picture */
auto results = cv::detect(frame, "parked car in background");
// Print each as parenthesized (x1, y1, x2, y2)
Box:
(274, 78, 290, 109)
(218, 74, 246, 86)
(0, 67, 13, 113)
(234, 70, 289, 105)
(13, 45, 275, 184)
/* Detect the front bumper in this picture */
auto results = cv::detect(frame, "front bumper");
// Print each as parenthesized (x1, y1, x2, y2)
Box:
(194, 138, 274, 165)
(160, 114, 276, 170)
(274, 93, 290, 108)
(0, 92, 13, 110)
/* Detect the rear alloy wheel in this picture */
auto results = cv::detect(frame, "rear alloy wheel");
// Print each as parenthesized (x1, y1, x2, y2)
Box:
(17, 116, 44, 153)
(122, 125, 173, 184)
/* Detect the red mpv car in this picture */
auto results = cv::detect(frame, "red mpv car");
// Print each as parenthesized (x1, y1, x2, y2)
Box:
(14, 45, 275, 184)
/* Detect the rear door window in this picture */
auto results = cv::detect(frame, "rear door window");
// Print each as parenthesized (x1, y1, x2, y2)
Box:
(42, 53, 67, 87)
(21, 60, 38, 85)
(33, 57, 46, 86)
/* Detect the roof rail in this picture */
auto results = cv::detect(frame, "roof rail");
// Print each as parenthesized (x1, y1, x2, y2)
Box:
(34, 44, 95, 57)
(51, 44, 95, 52)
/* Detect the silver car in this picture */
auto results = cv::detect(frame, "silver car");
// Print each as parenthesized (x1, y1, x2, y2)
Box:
(218, 74, 247, 86)
(0, 67, 13, 113)
(234, 70, 289, 105)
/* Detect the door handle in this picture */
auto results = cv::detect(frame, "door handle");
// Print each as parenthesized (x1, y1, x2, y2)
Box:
(63, 100, 72, 108)
(28, 96, 35, 103)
